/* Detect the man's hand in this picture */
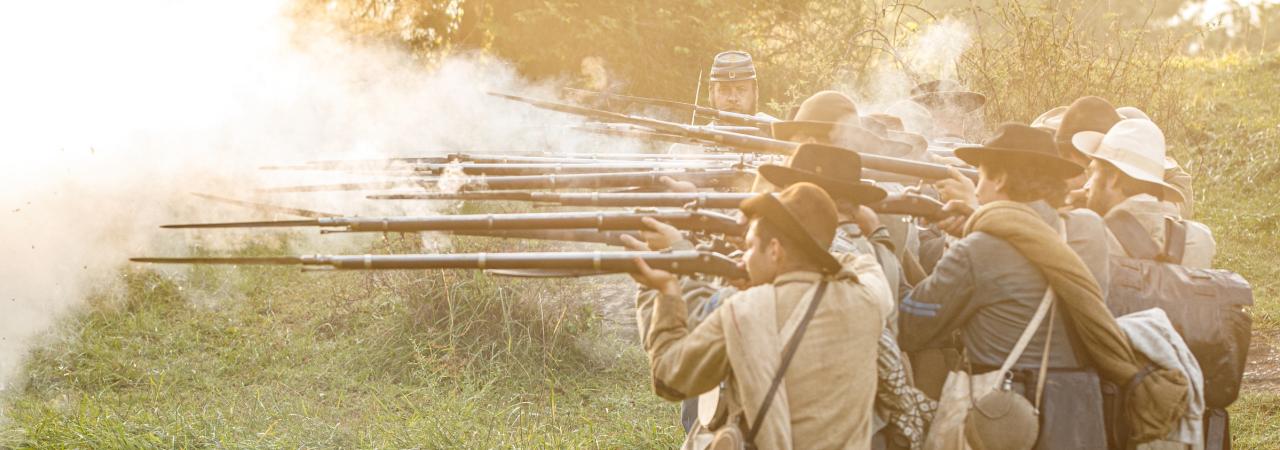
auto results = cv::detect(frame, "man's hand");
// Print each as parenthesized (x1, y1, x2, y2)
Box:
(1064, 187, 1088, 210)
(659, 176, 699, 193)
(934, 166, 977, 208)
(629, 257, 681, 297)
(620, 216, 683, 251)
(932, 200, 974, 237)
(851, 205, 883, 237)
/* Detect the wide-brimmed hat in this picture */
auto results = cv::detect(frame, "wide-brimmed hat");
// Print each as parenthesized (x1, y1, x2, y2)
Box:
(772, 91, 914, 155)
(710, 51, 756, 81)
(1115, 106, 1151, 121)
(771, 91, 860, 141)
(1054, 96, 1122, 159)
(739, 182, 842, 273)
(865, 113, 904, 132)
(757, 143, 888, 205)
(1072, 119, 1185, 203)
(910, 79, 987, 113)
(955, 123, 1084, 178)
(1030, 105, 1068, 132)
(885, 100, 936, 136)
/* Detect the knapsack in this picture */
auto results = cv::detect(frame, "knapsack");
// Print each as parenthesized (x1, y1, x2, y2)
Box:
(1104, 210, 1252, 409)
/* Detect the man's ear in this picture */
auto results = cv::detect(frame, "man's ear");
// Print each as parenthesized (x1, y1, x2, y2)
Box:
(768, 237, 786, 265)
(988, 167, 1009, 194)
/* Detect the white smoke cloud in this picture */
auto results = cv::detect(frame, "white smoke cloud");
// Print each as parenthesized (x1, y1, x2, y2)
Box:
(0, 0, 633, 393)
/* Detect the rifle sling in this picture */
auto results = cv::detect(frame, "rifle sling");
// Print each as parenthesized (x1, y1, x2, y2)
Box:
(1104, 209, 1188, 264)
(745, 279, 830, 445)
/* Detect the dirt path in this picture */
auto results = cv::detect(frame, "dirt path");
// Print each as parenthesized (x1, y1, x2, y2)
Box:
(1244, 330, 1280, 392)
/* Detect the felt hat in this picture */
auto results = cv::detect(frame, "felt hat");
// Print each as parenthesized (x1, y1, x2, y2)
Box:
(757, 143, 888, 205)
(1054, 96, 1123, 159)
(885, 100, 937, 136)
(1030, 105, 1068, 132)
(955, 123, 1084, 178)
(1072, 119, 1185, 203)
(739, 182, 842, 273)
(772, 91, 914, 156)
(910, 79, 987, 113)
(865, 113, 905, 132)
(710, 51, 756, 81)
(1115, 106, 1151, 121)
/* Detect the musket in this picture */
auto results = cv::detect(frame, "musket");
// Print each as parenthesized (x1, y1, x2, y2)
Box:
(563, 87, 775, 130)
(159, 209, 746, 235)
(275, 152, 782, 171)
(191, 193, 340, 218)
(490, 92, 979, 182)
(367, 191, 952, 221)
(258, 168, 752, 193)
(131, 250, 747, 279)
(409, 162, 732, 176)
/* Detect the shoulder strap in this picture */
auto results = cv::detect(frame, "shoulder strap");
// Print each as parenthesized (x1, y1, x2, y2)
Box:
(994, 286, 1055, 378)
(1163, 217, 1187, 265)
(745, 280, 830, 444)
(1104, 209, 1162, 260)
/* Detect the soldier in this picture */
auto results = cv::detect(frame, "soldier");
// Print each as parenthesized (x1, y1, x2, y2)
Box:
(1073, 118, 1216, 268)
(707, 51, 776, 120)
(899, 123, 1110, 449)
(629, 182, 890, 449)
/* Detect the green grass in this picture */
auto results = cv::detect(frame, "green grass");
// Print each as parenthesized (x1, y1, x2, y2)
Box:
(0, 233, 681, 448)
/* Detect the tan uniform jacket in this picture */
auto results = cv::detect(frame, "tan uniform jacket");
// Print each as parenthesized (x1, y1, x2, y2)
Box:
(637, 253, 890, 449)
(1105, 194, 1216, 269)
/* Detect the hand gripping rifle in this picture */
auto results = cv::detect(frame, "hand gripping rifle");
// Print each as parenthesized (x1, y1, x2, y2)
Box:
(489, 92, 978, 182)
(131, 250, 747, 279)
(160, 209, 747, 236)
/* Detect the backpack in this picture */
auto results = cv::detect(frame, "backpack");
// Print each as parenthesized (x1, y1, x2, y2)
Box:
(1103, 210, 1252, 409)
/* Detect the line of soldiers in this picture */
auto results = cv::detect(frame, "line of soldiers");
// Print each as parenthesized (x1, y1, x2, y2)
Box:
(625, 51, 1221, 450)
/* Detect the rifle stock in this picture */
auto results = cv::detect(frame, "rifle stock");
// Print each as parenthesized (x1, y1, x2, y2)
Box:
(131, 250, 747, 279)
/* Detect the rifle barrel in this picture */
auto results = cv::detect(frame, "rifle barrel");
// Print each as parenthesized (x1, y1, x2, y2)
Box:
(160, 210, 746, 235)
(131, 251, 747, 279)
(491, 92, 979, 182)
(259, 169, 751, 193)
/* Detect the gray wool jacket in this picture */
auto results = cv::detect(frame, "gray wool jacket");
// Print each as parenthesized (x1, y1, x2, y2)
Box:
(897, 201, 1111, 369)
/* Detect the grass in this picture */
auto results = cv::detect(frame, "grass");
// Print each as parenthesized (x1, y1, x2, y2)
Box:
(0, 233, 681, 448)
(1, 53, 1279, 448)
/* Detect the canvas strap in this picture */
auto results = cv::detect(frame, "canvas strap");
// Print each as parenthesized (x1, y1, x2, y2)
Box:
(745, 279, 830, 445)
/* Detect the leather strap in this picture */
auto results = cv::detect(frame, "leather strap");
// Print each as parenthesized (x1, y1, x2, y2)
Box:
(1163, 217, 1187, 265)
(745, 279, 830, 445)
(1104, 209, 1162, 260)
(1034, 302, 1055, 410)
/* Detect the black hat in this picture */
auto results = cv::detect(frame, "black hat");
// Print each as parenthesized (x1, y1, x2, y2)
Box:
(710, 51, 756, 81)
(757, 143, 888, 205)
(954, 123, 1084, 178)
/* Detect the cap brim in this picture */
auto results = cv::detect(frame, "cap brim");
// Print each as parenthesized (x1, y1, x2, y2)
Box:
(911, 91, 987, 113)
(954, 146, 1084, 178)
(757, 165, 888, 205)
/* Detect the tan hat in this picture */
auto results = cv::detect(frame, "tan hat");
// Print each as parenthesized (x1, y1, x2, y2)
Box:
(1030, 105, 1068, 132)
(739, 182, 842, 273)
(772, 91, 913, 155)
(1072, 118, 1185, 202)
(956, 123, 1084, 178)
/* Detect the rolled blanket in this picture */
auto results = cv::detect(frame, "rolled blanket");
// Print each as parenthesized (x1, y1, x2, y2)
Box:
(963, 200, 1188, 443)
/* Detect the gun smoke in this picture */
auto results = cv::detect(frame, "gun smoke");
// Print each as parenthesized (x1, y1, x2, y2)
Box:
(0, 0, 634, 397)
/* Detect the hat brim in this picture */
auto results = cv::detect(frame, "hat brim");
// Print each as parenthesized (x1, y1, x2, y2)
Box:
(757, 164, 888, 205)
(1072, 131, 1186, 203)
(772, 121, 915, 157)
(771, 120, 837, 142)
(911, 91, 987, 114)
(954, 146, 1084, 179)
(739, 193, 842, 273)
